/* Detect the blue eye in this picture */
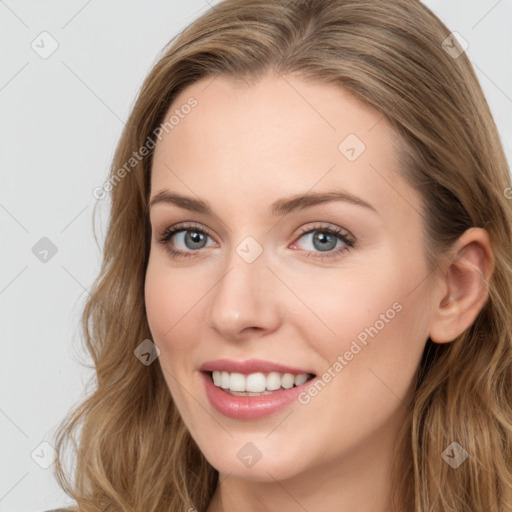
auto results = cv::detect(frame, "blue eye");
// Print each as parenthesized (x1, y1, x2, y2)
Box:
(159, 223, 215, 259)
(290, 224, 355, 260)
(158, 222, 355, 261)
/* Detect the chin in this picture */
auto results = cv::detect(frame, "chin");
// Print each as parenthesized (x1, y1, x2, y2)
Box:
(200, 440, 308, 482)
(214, 459, 301, 482)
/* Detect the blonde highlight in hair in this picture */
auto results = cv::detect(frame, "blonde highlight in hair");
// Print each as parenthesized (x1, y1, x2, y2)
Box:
(52, 1, 512, 510)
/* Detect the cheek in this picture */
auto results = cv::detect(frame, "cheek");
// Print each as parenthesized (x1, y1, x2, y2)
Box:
(291, 261, 429, 446)
(292, 254, 429, 371)
(144, 259, 172, 344)
(144, 257, 208, 410)
(144, 257, 200, 352)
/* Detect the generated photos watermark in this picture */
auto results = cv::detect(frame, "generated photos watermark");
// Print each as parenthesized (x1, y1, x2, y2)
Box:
(297, 301, 403, 405)
(93, 96, 198, 200)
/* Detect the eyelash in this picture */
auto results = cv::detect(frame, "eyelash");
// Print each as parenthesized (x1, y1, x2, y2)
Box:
(158, 222, 355, 261)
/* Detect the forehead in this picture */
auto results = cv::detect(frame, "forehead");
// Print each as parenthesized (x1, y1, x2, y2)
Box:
(150, 73, 420, 223)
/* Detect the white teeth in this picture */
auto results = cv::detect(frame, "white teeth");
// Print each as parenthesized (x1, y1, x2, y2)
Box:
(281, 373, 295, 389)
(294, 373, 308, 386)
(229, 372, 246, 392)
(246, 372, 266, 392)
(220, 371, 230, 389)
(266, 372, 282, 391)
(229, 390, 274, 396)
(210, 370, 312, 393)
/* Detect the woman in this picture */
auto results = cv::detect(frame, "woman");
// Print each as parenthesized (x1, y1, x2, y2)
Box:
(51, 0, 512, 510)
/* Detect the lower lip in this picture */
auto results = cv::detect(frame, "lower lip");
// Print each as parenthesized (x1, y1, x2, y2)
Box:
(200, 371, 314, 420)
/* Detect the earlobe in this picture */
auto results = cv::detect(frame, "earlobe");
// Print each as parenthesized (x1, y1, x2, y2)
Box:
(429, 227, 494, 344)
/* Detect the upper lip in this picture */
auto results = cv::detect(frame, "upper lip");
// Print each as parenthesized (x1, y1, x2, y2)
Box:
(199, 358, 315, 375)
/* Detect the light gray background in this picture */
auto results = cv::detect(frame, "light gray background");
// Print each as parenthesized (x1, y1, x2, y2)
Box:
(1, 1, 511, 511)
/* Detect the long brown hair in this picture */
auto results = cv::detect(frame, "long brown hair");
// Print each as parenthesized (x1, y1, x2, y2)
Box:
(53, 0, 512, 510)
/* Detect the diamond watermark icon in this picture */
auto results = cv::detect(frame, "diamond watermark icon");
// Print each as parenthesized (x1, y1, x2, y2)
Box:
(31, 441, 58, 469)
(134, 339, 160, 366)
(31, 31, 59, 59)
(338, 133, 366, 162)
(237, 442, 263, 468)
(442, 31, 468, 59)
(236, 236, 263, 264)
(32, 237, 58, 263)
(441, 441, 469, 468)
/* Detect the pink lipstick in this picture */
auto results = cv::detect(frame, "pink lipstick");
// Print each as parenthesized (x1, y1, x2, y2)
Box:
(199, 358, 316, 420)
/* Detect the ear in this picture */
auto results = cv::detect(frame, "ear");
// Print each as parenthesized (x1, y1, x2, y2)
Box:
(429, 227, 494, 344)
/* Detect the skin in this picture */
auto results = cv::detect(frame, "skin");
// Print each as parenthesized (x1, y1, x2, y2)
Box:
(144, 72, 494, 512)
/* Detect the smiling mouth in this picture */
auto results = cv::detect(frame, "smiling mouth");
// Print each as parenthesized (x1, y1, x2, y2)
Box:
(206, 370, 316, 396)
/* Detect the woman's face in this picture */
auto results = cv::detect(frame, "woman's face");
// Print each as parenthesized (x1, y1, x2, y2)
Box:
(145, 73, 438, 482)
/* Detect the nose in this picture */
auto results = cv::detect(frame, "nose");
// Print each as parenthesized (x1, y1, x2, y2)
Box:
(205, 244, 282, 341)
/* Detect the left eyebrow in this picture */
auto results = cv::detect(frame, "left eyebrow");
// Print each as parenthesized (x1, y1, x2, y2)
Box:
(270, 190, 378, 216)
(147, 189, 378, 216)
